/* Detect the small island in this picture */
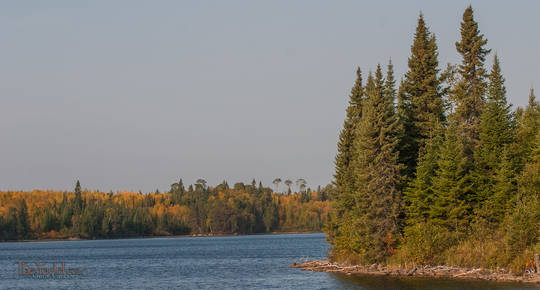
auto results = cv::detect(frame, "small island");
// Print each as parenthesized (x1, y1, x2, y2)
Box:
(296, 5, 540, 284)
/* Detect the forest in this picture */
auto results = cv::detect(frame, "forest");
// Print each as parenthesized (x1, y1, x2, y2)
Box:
(326, 6, 540, 274)
(0, 179, 331, 241)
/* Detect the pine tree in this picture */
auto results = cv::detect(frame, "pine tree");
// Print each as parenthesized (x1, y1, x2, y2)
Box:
(453, 6, 491, 158)
(345, 64, 402, 263)
(400, 13, 444, 180)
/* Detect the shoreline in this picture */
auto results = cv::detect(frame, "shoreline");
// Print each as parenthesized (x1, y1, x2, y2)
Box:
(291, 260, 540, 285)
(2, 231, 323, 243)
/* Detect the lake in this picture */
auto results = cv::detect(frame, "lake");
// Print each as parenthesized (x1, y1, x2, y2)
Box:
(0, 233, 535, 289)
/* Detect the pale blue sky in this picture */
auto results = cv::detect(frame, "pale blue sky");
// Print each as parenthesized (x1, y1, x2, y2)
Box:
(1, 1, 539, 192)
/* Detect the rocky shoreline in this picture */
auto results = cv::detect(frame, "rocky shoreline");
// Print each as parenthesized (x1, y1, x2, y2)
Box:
(291, 260, 540, 284)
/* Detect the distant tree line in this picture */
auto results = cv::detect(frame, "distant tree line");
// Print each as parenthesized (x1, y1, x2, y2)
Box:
(327, 6, 540, 274)
(0, 179, 331, 241)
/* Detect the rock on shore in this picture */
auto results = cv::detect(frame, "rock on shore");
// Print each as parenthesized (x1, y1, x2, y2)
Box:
(291, 260, 540, 284)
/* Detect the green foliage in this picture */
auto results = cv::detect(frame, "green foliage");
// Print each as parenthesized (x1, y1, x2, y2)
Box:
(396, 80, 416, 181)
(396, 222, 454, 266)
(73, 180, 83, 213)
(502, 194, 540, 263)
(329, 67, 365, 246)
(443, 232, 505, 269)
(475, 148, 517, 226)
(335, 64, 402, 264)
(472, 55, 516, 224)
(515, 89, 540, 168)
(16, 199, 30, 239)
(453, 6, 491, 158)
(404, 130, 442, 225)
(399, 13, 444, 180)
(333, 67, 364, 198)
(428, 123, 473, 233)
(502, 130, 540, 264)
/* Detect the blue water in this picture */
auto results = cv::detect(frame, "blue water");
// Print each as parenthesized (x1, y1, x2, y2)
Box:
(0, 233, 536, 289)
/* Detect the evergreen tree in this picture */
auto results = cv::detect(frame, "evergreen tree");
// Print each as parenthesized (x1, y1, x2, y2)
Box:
(516, 88, 540, 167)
(16, 199, 30, 238)
(328, 68, 365, 248)
(473, 55, 515, 216)
(60, 193, 73, 229)
(73, 180, 83, 212)
(452, 6, 491, 158)
(333, 67, 364, 206)
(400, 13, 444, 180)
(6, 207, 18, 240)
(430, 122, 472, 233)
(484, 148, 517, 225)
(503, 130, 540, 260)
(346, 64, 402, 263)
(405, 129, 443, 225)
(384, 60, 397, 107)
(396, 80, 416, 180)
(518, 130, 540, 200)
(0, 216, 4, 240)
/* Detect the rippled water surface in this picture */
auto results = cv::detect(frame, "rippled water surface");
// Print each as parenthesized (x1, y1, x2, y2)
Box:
(0, 233, 535, 289)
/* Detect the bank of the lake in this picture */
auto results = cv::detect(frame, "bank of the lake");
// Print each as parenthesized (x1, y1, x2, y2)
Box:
(7, 231, 323, 243)
(292, 260, 540, 285)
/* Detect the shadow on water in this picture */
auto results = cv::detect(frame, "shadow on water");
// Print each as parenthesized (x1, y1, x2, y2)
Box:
(327, 272, 538, 290)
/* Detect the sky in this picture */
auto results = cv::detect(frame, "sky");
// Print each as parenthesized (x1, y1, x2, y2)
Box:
(1, 0, 539, 193)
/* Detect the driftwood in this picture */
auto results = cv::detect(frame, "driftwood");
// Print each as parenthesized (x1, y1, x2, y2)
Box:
(535, 253, 539, 274)
(453, 268, 481, 277)
(291, 260, 540, 284)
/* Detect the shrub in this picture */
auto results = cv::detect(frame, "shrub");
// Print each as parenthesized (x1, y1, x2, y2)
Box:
(392, 222, 455, 267)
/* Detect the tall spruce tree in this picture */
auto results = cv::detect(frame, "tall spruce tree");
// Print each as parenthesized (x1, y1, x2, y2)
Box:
(333, 67, 364, 206)
(385, 60, 397, 110)
(518, 130, 540, 200)
(400, 13, 444, 180)
(503, 130, 540, 260)
(73, 180, 83, 213)
(396, 78, 417, 177)
(473, 55, 515, 218)
(405, 129, 443, 225)
(453, 6, 491, 158)
(16, 199, 30, 239)
(347, 64, 402, 263)
(430, 122, 472, 233)
(516, 88, 540, 166)
(328, 67, 364, 248)
(485, 148, 517, 225)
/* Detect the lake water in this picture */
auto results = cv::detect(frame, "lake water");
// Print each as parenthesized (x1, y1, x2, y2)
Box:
(0, 233, 535, 289)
